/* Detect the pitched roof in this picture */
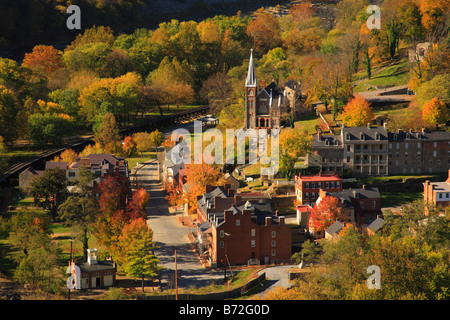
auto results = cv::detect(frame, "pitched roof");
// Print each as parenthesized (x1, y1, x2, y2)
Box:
(245, 49, 257, 87)
(342, 126, 388, 143)
(45, 162, 68, 170)
(325, 221, 344, 235)
(367, 217, 384, 232)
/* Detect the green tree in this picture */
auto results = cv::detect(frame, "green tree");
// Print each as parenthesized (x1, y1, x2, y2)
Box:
(29, 168, 68, 221)
(58, 167, 98, 262)
(119, 218, 162, 292)
(27, 113, 75, 147)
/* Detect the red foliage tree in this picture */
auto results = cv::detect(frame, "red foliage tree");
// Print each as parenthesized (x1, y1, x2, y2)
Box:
(308, 195, 346, 233)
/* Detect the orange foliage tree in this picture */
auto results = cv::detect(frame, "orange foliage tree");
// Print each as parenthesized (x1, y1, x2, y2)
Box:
(246, 8, 281, 53)
(52, 148, 78, 164)
(122, 136, 138, 157)
(308, 195, 346, 234)
(422, 97, 448, 127)
(22, 45, 63, 76)
(341, 95, 374, 127)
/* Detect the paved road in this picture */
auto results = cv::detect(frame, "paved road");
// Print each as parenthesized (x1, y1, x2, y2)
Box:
(134, 160, 224, 289)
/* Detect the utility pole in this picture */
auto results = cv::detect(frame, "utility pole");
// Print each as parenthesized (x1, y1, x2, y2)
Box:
(175, 250, 178, 300)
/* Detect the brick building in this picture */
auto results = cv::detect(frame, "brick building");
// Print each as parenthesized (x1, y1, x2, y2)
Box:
(294, 172, 343, 206)
(423, 170, 450, 209)
(318, 185, 382, 226)
(311, 124, 450, 177)
(196, 185, 291, 266)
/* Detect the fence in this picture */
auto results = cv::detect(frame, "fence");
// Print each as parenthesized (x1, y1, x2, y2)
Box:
(137, 272, 266, 300)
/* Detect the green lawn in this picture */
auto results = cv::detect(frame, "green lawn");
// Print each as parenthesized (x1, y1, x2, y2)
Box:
(126, 151, 157, 170)
(381, 191, 423, 207)
(353, 59, 410, 92)
(294, 113, 320, 134)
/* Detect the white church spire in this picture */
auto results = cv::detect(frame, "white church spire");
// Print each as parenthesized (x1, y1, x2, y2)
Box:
(245, 49, 257, 87)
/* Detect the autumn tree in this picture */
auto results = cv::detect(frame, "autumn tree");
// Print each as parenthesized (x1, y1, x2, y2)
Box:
(422, 97, 448, 128)
(122, 136, 138, 157)
(246, 8, 282, 54)
(93, 112, 121, 154)
(22, 45, 63, 77)
(52, 148, 78, 164)
(118, 218, 161, 292)
(174, 162, 223, 215)
(341, 95, 374, 127)
(308, 196, 347, 235)
(279, 128, 312, 180)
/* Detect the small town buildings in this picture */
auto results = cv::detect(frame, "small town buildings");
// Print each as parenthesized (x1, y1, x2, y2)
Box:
(423, 170, 450, 209)
(295, 172, 342, 206)
(311, 124, 450, 177)
(317, 185, 382, 226)
(196, 185, 291, 267)
(75, 249, 116, 289)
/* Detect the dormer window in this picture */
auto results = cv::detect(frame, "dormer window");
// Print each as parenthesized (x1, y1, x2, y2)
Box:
(360, 133, 365, 140)
(325, 139, 330, 145)
(346, 134, 350, 141)
(334, 140, 338, 145)
(375, 133, 380, 141)
(393, 134, 397, 140)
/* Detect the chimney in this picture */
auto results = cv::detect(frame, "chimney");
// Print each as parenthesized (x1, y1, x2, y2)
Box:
(422, 128, 425, 133)
(317, 129, 322, 140)
(367, 123, 371, 129)
(87, 248, 98, 265)
(275, 210, 279, 216)
(279, 216, 285, 225)
(383, 122, 387, 129)
(362, 185, 366, 190)
(265, 216, 272, 226)
(262, 80, 266, 89)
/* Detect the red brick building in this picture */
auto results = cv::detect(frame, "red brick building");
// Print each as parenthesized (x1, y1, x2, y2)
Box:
(295, 172, 343, 206)
(196, 185, 291, 267)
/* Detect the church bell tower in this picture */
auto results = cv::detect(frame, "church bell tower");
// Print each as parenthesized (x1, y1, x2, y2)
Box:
(245, 49, 257, 129)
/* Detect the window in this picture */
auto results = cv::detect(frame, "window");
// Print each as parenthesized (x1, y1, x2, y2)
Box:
(346, 134, 350, 141)
(271, 250, 276, 257)
(396, 143, 399, 149)
(318, 182, 322, 188)
(360, 133, 365, 140)
(311, 182, 315, 189)
(251, 240, 256, 248)
(347, 157, 350, 162)
(271, 240, 276, 247)
(418, 142, 421, 148)
(236, 219, 240, 226)
(373, 201, 376, 208)
(433, 151, 437, 157)
(360, 201, 364, 208)
(336, 182, 341, 188)
(405, 143, 408, 149)
(389, 143, 392, 149)
(251, 229, 256, 237)
(376, 133, 380, 140)
(68, 172, 75, 177)
(325, 182, 329, 188)
(439, 193, 443, 199)
(434, 142, 438, 148)
(220, 241, 224, 248)
(305, 193, 309, 199)
(347, 145, 351, 151)
(220, 230, 224, 238)
(305, 182, 309, 189)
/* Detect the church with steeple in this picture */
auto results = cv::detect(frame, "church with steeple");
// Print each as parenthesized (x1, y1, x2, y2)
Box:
(244, 49, 297, 131)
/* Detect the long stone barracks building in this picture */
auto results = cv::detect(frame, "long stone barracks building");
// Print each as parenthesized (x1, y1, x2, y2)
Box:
(312, 124, 450, 177)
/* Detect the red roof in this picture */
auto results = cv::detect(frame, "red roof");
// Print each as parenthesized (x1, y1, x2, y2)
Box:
(297, 173, 341, 182)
